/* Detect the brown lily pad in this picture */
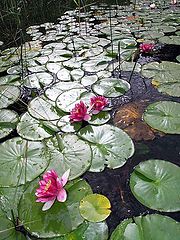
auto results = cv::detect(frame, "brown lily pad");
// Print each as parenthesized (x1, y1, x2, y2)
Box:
(113, 100, 163, 141)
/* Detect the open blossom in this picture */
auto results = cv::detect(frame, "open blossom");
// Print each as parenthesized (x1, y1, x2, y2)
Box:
(70, 101, 91, 122)
(89, 96, 109, 114)
(35, 169, 70, 211)
(140, 43, 155, 53)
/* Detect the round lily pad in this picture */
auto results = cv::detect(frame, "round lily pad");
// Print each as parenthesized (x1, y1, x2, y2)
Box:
(28, 96, 64, 120)
(0, 137, 50, 187)
(79, 194, 111, 222)
(110, 214, 180, 240)
(78, 125, 134, 171)
(56, 88, 87, 112)
(24, 72, 53, 89)
(46, 133, 92, 180)
(0, 109, 19, 139)
(88, 111, 111, 125)
(18, 179, 92, 238)
(143, 101, 180, 134)
(0, 74, 20, 85)
(45, 81, 83, 102)
(130, 159, 180, 212)
(92, 78, 130, 97)
(57, 115, 81, 132)
(159, 36, 180, 45)
(17, 112, 58, 140)
(0, 85, 20, 109)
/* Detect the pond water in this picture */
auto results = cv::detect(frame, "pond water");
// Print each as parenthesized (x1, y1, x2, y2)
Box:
(0, 0, 180, 239)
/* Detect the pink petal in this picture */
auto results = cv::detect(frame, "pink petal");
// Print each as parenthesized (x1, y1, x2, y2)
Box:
(57, 188, 67, 202)
(83, 114, 91, 121)
(42, 199, 55, 211)
(60, 169, 70, 186)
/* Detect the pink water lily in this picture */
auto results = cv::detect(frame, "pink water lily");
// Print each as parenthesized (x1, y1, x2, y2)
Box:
(35, 169, 70, 211)
(70, 101, 91, 122)
(89, 96, 109, 114)
(140, 43, 155, 53)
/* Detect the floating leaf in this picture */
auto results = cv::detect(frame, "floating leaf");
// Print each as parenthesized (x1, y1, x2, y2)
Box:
(110, 214, 180, 240)
(92, 78, 130, 97)
(57, 115, 81, 132)
(17, 112, 58, 140)
(46, 133, 92, 179)
(88, 111, 111, 125)
(0, 137, 50, 187)
(0, 85, 20, 109)
(24, 72, 53, 89)
(130, 159, 180, 212)
(159, 36, 180, 45)
(18, 179, 92, 238)
(143, 101, 180, 134)
(56, 88, 87, 112)
(78, 125, 134, 172)
(79, 194, 111, 222)
(0, 109, 19, 139)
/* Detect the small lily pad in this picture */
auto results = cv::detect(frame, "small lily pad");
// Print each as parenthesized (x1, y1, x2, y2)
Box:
(88, 111, 111, 125)
(79, 194, 111, 222)
(57, 115, 81, 132)
(0, 85, 20, 109)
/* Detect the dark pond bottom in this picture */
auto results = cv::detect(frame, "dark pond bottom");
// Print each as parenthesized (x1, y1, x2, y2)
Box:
(83, 134, 180, 234)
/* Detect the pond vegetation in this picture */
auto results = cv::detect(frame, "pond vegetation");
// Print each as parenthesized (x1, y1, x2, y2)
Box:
(0, 0, 180, 239)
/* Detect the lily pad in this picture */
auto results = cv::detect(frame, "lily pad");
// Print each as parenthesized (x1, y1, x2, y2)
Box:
(110, 214, 180, 240)
(24, 72, 53, 89)
(56, 88, 87, 112)
(0, 74, 20, 85)
(143, 101, 180, 134)
(88, 111, 111, 125)
(28, 97, 64, 120)
(92, 78, 130, 97)
(17, 112, 58, 140)
(130, 159, 180, 212)
(45, 81, 83, 101)
(18, 178, 92, 238)
(0, 137, 50, 187)
(46, 133, 92, 180)
(0, 85, 21, 109)
(79, 194, 111, 222)
(78, 125, 134, 171)
(159, 36, 180, 45)
(57, 115, 81, 132)
(0, 109, 19, 139)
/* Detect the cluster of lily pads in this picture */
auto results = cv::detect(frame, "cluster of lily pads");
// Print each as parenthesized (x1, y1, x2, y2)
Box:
(0, 0, 180, 239)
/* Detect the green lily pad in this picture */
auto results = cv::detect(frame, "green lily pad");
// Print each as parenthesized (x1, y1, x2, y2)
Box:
(18, 178, 92, 238)
(46, 62, 62, 74)
(88, 111, 111, 125)
(0, 109, 19, 139)
(51, 221, 108, 240)
(81, 75, 98, 87)
(45, 81, 83, 101)
(78, 125, 134, 172)
(46, 133, 92, 180)
(176, 55, 180, 62)
(110, 214, 180, 240)
(143, 101, 180, 134)
(92, 78, 130, 97)
(28, 96, 64, 120)
(0, 85, 21, 109)
(0, 137, 50, 187)
(130, 159, 180, 212)
(17, 112, 58, 140)
(159, 36, 180, 45)
(24, 72, 53, 88)
(139, 31, 164, 39)
(0, 209, 26, 240)
(79, 194, 111, 222)
(0, 74, 20, 85)
(57, 115, 81, 132)
(56, 88, 87, 112)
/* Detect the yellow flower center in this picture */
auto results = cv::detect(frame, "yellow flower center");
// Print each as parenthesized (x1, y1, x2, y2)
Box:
(44, 180, 51, 192)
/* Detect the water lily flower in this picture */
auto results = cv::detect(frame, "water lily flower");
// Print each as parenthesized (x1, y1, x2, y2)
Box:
(89, 96, 109, 114)
(139, 43, 155, 53)
(70, 101, 91, 122)
(35, 169, 70, 211)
